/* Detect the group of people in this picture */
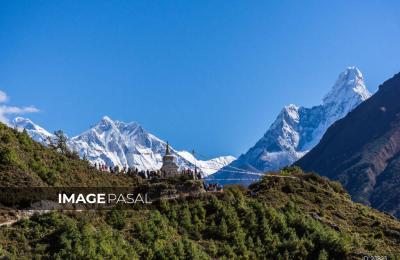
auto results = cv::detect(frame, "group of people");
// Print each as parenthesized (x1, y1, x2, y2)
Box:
(93, 163, 203, 180)
(94, 162, 226, 192)
(95, 163, 139, 175)
(204, 183, 223, 192)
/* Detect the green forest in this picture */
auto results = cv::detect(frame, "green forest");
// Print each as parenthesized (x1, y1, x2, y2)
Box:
(0, 123, 399, 259)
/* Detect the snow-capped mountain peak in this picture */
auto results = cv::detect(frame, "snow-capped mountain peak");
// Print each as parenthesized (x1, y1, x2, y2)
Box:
(282, 104, 301, 124)
(311, 66, 371, 149)
(12, 117, 54, 143)
(101, 115, 113, 122)
(208, 67, 372, 185)
(68, 116, 235, 175)
(68, 116, 166, 170)
(12, 116, 234, 176)
(323, 66, 370, 107)
(93, 115, 118, 132)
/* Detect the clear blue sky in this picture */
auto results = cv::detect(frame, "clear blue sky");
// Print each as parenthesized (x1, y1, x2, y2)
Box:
(1, 1, 399, 158)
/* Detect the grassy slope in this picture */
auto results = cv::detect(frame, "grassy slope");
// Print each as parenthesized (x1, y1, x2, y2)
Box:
(0, 123, 135, 187)
(250, 169, 400, 256)
(0, 171, 399, 258)
(0, 123, 399, 258)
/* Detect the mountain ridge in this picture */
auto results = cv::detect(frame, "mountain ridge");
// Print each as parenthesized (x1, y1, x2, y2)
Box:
(12, 116, 235, 176)
(295, 71, 400, 218)
(208, 67, 372, 185)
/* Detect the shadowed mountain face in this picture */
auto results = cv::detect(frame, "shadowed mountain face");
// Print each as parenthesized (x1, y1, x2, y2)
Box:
(296, 72, 400, 218)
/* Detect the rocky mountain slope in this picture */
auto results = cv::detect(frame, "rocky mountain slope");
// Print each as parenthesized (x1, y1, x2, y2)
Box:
(12, 116, 234, 176)
(208, 67, 371, 185)
(296, 71, 400, 218)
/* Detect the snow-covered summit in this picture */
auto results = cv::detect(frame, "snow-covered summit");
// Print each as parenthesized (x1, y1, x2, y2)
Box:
(12, 116, 234, 176)
(12, 117, 54, 144)
(323, 66, 370, 105)
(68, 116, 170, 171)
(321, 67, 371, 130)
(69, 116, 235, 175)
(208, 67, 372, 185)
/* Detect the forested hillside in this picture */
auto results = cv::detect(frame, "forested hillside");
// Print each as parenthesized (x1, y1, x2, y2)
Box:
(1, 173, 400, 258)
(0, 123, 399, 259)
(0, 123, 135, 186)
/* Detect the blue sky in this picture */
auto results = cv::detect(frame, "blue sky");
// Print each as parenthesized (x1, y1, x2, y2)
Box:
(0, 1, 399, 158)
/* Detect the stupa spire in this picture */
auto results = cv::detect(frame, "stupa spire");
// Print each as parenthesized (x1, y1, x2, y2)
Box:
(166, 142, 171, 155)
(160, 141, 179, 177)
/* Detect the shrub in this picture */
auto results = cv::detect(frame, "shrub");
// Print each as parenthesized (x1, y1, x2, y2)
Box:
(105, 210, 126, 230)
(281, 166, 303, 175)
(0, 147, 19, 166)
(329, 181, 345, 194)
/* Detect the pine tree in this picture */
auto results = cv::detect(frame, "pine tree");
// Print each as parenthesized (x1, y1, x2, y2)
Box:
(53, 130, 68, 155)
(218, 218, 229, 240)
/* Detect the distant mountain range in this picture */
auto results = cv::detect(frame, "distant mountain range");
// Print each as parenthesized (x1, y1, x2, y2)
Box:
(208, 67, 372, 185)
(13, 67, 381, 191)
(296, 71, 400, 218)
(12, 116, 235, 176)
